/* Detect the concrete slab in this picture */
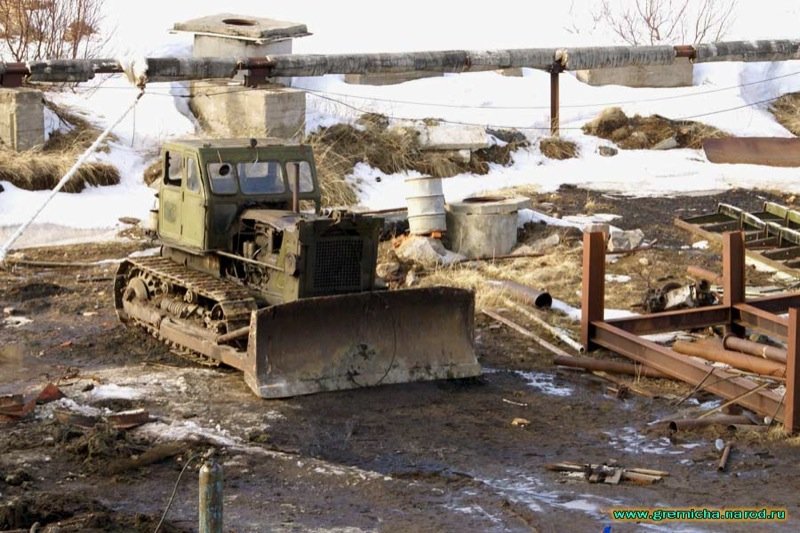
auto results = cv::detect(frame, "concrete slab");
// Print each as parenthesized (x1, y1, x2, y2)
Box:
(174, 13, 310, 42)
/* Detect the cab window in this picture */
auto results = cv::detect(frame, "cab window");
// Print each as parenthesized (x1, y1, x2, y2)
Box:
(237, 161, 285, 194)
(208, 162, 238, 194)
(286, 161, 315, 193)
(165, 152, 183, 187)
(186, 157, 201, 193)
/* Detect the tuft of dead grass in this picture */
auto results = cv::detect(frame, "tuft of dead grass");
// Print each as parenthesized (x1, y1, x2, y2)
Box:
(540, 137, 578, 160)
(142, 159, 162, 186)
(0, 100, 119, 193)
(306, 115, 529, 207)
(583, 107, 728, 150)
(770, 92, 800, 136)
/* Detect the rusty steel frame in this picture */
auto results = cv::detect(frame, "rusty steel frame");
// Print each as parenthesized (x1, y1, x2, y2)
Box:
(581, 230, 800, 432)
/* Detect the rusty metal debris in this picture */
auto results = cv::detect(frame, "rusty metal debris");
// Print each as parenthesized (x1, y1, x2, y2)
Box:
(643, 280, 717, 313)
(704, 137, 800, 167)
(55, 407, 151, 429)
(718, 443, 733, 472)
(672, 339, 786, 378)
(553, 354, 667, 379)
(723, 335, 787, 363)
(581, 230, 800, 433)
(676, 201, 800, 276)
(546, 461, 669, 485)
(0, 383, 64, 423)
(482, 309, 573, 357)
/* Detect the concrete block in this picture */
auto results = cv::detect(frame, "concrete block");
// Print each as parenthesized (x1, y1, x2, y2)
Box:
(344, 71, 443, 86)
(0, 88, 44, 151)
(576, 58, 693, 88)
(190, 84, 305, 141)
(392, 121, 489, 151)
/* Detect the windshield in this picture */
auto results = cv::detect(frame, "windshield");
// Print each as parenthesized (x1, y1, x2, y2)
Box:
(206, 160, 287, 195)
(237, 161, 285, 194)
(207, 162, 237, 194)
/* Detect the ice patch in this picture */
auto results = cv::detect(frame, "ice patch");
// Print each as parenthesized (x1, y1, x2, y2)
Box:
(137, 419, 238, 447)
(605, 274, 631, 283)
(90, 384, 143, 401)
(692, 240, 710, 250)
(605, 426, 684, 455)
(515, 371, 573, 397)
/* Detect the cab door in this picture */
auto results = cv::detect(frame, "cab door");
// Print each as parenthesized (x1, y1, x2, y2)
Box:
(181, 155, 207, 249)
(158, 151, 183, 243)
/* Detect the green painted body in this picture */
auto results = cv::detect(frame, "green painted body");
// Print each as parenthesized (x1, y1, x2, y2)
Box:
(155, 139, 381, 306)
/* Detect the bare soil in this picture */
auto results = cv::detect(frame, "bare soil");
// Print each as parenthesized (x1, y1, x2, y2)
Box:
(2, 189, 799, 532)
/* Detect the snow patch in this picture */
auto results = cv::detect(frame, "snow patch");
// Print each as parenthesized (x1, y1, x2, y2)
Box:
(90, 384, 143, 401)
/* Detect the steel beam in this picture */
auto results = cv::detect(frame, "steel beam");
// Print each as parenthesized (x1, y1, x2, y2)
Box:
(786, 309, 800, 434)
(604, 305, 730, 335)
(593, 322, 785, 422)
(581, 231, 605, 350)
(732, 303, 789, 340)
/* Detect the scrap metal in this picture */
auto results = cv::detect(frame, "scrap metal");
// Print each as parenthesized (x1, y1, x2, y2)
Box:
(676, 201, 800, 276)
(581, 230, 800, 433)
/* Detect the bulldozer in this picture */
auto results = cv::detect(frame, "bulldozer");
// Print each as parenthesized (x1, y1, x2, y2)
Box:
(114, 139, 480, 398)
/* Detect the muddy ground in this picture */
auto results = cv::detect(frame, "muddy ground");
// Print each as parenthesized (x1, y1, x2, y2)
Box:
(2, 188, 799, 532)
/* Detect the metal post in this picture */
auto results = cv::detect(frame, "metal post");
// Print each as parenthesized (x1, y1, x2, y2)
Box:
(549, 62, 561, 137)
(786, 308, 800, 434)
(199, 461, 223, 533)
(581, 231, 606, 350)
(723, 231, 746, 337)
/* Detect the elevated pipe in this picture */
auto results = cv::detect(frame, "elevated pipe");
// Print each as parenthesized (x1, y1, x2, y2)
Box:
(3, 39, 799, 84)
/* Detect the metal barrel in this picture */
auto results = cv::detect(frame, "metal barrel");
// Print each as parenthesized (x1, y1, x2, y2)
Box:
(405, 176, 446, 235)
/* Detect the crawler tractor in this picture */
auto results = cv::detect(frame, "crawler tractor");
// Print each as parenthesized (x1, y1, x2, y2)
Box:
(114, 139, 480, 397)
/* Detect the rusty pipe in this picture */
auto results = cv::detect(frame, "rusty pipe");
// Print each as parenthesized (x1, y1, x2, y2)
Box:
(666, 414, 751, 432)
(687, 266, 723, 284)
(216, 325, 251, 344)
(722, 335, 787, 363)
(718, 444, 732, 472)
(726, 423, 769, 433)
(487, 279, 552, 308)
(553, 355, 668, 379)
(671, 340, 785, 377)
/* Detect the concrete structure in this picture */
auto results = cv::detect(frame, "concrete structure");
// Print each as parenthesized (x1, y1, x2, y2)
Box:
(189, 83, 305, 140)
(575, 57, 693, 88)
(445, 196, 530, 259)
(0, 88, 44, 151)
(175, 13, 310, 140)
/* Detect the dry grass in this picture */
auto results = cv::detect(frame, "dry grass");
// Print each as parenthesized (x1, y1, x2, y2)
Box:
(306, 115, 529, 207)
(0, 101, 119, 193)
(142, 159, 162, 186)
(539, 137, 578, 160)
(770, 92, 800, 136)
(583, 106, 728, 150)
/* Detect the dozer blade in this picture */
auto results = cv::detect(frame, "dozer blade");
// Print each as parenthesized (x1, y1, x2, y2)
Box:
(243, 287, 480, 398)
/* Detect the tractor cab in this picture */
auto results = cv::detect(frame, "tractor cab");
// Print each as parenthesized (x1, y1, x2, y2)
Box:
(156, 139, 322, 252)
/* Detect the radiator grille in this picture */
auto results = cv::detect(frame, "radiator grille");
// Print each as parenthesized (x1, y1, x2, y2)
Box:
(313, 238, 363, 293)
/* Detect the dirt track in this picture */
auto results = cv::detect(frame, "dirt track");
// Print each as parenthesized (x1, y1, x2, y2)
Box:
(2, 188, 799, 532)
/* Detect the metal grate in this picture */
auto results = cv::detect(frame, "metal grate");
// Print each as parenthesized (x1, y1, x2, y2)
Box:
(313, 238, 363, 293)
